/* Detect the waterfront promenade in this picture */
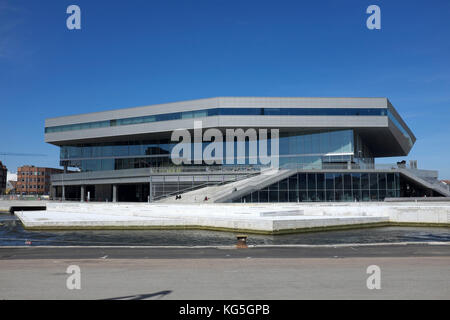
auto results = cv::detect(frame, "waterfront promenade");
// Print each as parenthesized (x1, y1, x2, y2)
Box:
(1, 244, 449, 299)
(10, 201, 450, 234)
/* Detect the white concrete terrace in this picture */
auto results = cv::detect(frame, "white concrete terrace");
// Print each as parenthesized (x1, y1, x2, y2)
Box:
(14, 201, 450, 234)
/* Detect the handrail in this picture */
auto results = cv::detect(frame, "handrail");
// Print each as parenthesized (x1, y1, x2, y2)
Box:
(152, 170, 261, 201)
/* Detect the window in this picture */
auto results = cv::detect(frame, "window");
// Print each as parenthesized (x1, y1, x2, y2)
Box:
(45, 108, 388, 133)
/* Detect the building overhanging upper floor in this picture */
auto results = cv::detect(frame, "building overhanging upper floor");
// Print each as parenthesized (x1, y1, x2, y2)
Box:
(45, 97, 416, 158)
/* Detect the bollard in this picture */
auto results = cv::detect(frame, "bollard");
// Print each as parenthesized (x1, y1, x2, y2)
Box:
(236, 235, 248, 249)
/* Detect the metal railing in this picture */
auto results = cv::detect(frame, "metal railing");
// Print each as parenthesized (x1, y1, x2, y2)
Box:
(279, 162, 416, 171)
(151, 169, 262, 201)
(50, 165, 268, 182)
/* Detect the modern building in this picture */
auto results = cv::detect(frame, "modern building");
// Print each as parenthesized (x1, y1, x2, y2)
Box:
(45, 97, 450, 202)
(0, 161, 7, 195)
(16, 166, 65, 196)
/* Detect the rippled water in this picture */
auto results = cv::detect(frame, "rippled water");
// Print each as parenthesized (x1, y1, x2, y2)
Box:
(1, 214, 449, 246)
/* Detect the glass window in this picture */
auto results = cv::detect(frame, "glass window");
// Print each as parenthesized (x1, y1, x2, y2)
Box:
(299, 173, 307, 189)
(334, 173, 343, 189)
(114, 143, 129, 157)
(352, 189, 361, 201)
(288, 191, 298, 202)
(335, 189, 343, 201)
(279, 190, 288, 202)
(361, 173, 369, 189)
(269, 190, 279, 202)
(298, 190, 308, 202)
(352, 173, 361, 190)
(316, 173, 325, 189)
(343, 189, 353, 201)
(289, 175, 298, 190)
(378, 189, 386, 200)
(325, 190, 334, 201)
(46, 108, 387, 133)
(304, 134, 312, 154)
(316, 190, 325, 201)
(307, 173, 316, 190)
(378, 173, 387, 190)
(312, 133, 320, 154)
(259, 191, 268, 202)
(308, 190, 317, 201)
(325, 173, 334, 189)
(344, 174, 352, 189)
(369, 173, 378, 190)
(387, 173, 395, 190)
(269, 181, 279, 191)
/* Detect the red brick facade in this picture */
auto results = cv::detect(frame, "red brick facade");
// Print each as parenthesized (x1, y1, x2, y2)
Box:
(16, 166, 64, 195)
(0, 161, 6, 195)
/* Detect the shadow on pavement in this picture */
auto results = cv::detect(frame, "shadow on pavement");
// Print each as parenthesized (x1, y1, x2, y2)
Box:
(104, 290, 172, 300)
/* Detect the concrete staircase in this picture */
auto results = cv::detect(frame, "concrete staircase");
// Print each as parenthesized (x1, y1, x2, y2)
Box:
(400, 168, 450, 197)
(157, 168, 293, 203)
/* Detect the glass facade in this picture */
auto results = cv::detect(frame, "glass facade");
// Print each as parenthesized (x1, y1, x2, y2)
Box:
(387, 110, 413, 148)
(46, 107, 388, 133)
(59, 129, 372, 172)
(233, 172, 400, 203)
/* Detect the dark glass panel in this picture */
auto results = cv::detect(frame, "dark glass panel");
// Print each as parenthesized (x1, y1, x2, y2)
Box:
(279, 178, 288, 190)
(307, 173, 316, 190)
(289, 175, 298, 190)
(269, 191, 279, 202)
(369, 173, 378, 189)
(316, 190, 325, 202)
(334, 189, 343, 201)
(269, 182, 279, 191)
(316, 173, 325, 189)
(362, 190, 370, 201)
(279, 190, 288, 202)
(288, 191, 298, 202)
(378, 189, 386, 201)
(308, 190, 317, 201)
(352, 189, 361, 201)
(299, 173, 307, 189)
(259, 191, 268, 203)
(334, 173, 343, 189)
(326, 190, 334, 202)
(325, 173, 334, 189)
(387, 173, 395, 190)
(370, 189, 378, 201)
(361, 173, 370, 189)
(352, 173, 361, 190)
(343, 190, 353, 201)
(378, 173, 387, 190)
(298, 190, 308, 202)
(344, 174, 352, 189)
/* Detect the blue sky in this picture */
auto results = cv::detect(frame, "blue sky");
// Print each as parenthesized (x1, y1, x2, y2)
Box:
(1, 0, 449, 178)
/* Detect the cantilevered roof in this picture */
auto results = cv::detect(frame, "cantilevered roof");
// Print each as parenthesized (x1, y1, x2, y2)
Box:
(44, 97, 416, 157)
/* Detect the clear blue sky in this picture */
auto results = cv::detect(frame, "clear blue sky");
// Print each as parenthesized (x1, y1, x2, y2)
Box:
(1, 0, 449, 178)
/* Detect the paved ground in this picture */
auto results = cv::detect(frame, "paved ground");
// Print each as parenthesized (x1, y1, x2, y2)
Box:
(0, 244, 449, 300)
(1, 243, 450, 259)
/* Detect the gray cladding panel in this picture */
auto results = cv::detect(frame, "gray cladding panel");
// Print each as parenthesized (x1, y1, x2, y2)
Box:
(45, 115, 389, 144)
(45, 97, 389, 127)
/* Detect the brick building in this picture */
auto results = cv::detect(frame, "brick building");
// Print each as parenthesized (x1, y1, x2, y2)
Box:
(0, 161, 6, 195)
(16, 165, 64, 195)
